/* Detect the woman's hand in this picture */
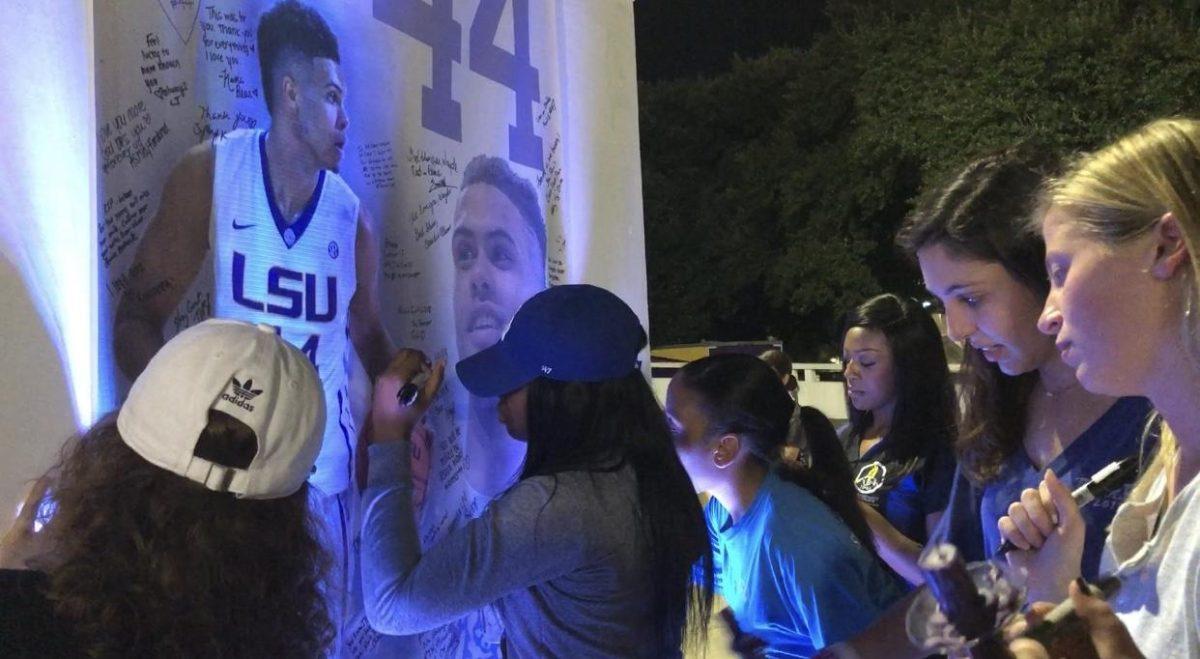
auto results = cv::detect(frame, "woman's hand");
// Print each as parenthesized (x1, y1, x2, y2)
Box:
(369, 349, 446, 445)
(1007, 580, 1144, 659)
(997, 469, 1085, 603)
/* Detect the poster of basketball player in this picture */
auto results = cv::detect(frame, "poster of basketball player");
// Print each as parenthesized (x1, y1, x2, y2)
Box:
(95, 1, 645, 658)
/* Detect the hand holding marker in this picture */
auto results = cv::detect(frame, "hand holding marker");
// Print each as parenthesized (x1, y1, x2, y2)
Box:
(397, 370, 431, 407)
(994, 455, 1140, 558)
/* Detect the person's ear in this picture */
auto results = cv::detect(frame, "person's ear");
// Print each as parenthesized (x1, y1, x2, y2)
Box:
(712, 434, 741, 469)
(282, 73, 300, 112)
(1150, 212, 1191, 280)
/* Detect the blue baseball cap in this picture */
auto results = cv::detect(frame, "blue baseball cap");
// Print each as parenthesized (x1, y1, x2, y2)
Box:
(456, 284, 647, 398)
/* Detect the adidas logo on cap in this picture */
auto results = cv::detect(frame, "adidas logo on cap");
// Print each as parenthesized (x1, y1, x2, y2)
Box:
(221, 376, 263, 412)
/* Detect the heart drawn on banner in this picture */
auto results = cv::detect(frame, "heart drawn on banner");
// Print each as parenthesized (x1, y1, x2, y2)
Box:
(157, 0, 202, 45)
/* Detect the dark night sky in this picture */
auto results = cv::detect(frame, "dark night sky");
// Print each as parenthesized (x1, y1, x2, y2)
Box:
(633, 0, 828, 82)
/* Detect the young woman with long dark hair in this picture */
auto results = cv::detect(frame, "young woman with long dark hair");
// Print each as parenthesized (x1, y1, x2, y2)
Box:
(895, 150, 1154, 582)
(666, 352, 902, 656)
(839, 293, 958, 586)
(360, 284, 711, 658)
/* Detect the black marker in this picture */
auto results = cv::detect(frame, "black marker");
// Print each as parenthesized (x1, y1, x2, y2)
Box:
(396, 371, 430, 407)
(995, 455, 1140, 558)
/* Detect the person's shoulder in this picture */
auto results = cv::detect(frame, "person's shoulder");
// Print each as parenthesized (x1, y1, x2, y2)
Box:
(321, 168, 361, 206)
(759, 476, 839, 537)
(1089, 396, 1155, 448)
(757, 480, 859, 566)
(205, 128, 262, 164)
(496, 473, 570, 512)
(211, 128, 259, 147)
(491, 473, 611, 541)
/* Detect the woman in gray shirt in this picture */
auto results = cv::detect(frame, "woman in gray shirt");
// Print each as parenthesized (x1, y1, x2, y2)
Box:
(360, 284, 713, 658)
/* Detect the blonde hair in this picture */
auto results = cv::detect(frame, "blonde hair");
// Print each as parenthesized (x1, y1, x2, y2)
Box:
(1046, 117, 1200, 499)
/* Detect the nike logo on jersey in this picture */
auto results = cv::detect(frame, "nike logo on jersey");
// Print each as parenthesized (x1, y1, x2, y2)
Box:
(232, 219, 256, 230)
(231, 251, 337, 321)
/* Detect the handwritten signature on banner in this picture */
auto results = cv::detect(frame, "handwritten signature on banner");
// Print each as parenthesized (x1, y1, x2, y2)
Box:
(99, 102, 171, 174)
(383, 238, 421, 282)
(171, 290, 212, 334)
(99, 188, 153, 267)
(359, 142, 399, 190)
(192, 104, 258, 143)
(141, 32, 188, 106)
(200, 6, 260, 100)
(406, 148, 459, 251)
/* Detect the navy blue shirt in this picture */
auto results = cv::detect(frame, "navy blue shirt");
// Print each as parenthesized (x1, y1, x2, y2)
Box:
(841, 429, 957, 546)
(978, 396, 1155, 579)
(939, 465, 987, 564)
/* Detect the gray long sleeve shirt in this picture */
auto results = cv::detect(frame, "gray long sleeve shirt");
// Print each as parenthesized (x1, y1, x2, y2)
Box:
(361, 442, 671, 658)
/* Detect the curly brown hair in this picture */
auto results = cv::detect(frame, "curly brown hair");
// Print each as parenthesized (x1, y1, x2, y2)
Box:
(38, 412, 332, 657)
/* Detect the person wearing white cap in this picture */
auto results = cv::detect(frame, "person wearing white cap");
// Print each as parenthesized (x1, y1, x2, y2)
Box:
(0, 319, 332, 657)
(360, 284, 714, 658)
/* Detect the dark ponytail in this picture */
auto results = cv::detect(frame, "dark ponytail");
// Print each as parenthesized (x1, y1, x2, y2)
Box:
(676, 354, 876, 554)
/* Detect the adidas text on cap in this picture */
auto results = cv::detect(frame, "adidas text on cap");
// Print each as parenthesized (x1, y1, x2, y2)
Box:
(117, 319, 325, 499)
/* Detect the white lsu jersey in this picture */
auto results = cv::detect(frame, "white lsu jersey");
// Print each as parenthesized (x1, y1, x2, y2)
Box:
(211, 129, 358, 496)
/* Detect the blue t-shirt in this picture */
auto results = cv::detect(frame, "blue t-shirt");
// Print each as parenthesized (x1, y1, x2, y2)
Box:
(706, 470, 903, 657)
(938, 465, 987, 564)
(978, 396, 1155, 578)
(841, 430, 957, 547)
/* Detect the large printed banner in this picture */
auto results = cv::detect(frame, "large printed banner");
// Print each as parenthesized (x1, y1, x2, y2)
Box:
(95, 1, 644, 657)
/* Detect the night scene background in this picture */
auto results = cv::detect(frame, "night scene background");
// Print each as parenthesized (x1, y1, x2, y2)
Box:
(634, 0, 1200, 360)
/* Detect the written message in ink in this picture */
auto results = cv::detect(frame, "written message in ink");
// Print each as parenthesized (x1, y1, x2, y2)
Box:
(172, 290, 212, 333)
(359, 141, 398, 190)
(536, 96, 563, 218)
(200, 6, 259, 100)
(406, 148, 459, 250)
(548, 235, 566, 286)
(99, 101, 171, 173)
(538, 137, 563, 219)
(397, 304, 433, 343)
(192, 104, 258, 143)
(382, 237, 420, 282)
(140, 32, 188, 106)
(107, 262, 145, 299)
(99, 188, 152, 266)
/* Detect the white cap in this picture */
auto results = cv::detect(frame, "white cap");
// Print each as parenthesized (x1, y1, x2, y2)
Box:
(117, 319, 325, 499)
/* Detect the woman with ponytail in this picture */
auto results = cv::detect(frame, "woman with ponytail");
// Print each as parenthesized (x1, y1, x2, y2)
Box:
(666, 353, 902, 657)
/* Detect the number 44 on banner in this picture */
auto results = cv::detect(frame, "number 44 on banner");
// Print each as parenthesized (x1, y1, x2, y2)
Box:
(374, 0, 544, 172)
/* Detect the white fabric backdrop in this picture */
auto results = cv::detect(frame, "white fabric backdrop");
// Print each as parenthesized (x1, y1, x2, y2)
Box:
(0, 0, 95, 521)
